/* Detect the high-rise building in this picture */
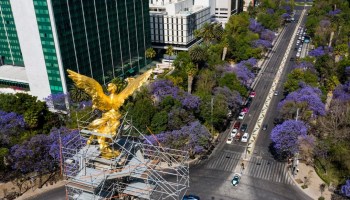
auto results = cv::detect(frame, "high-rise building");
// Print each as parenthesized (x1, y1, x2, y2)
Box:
(0, 0, 151, 100)
(211, 0, 244, 27)
(149, 0, 211, 51)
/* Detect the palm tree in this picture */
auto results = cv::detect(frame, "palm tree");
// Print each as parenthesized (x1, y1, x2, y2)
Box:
(145, 47, 156, 60)
(69, 85, 90, 103)
(195, 22, 215, 44)
(166, 45, 174, 66)
(222, 38, 229, 61)
(189, 45, 207, 69)
(110, 77, 127, 93)
(185, 62, 197, 94)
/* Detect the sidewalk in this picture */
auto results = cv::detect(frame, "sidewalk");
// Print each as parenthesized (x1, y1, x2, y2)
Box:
(0, 179, 65, 200)
(288, 162, 332, 200)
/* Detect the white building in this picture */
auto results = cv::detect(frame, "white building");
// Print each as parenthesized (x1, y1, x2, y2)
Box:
(212, 0, 243, 27)
(149, 0, 211, 51)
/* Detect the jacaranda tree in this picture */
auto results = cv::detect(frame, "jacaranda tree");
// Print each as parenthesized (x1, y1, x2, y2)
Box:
(270, 120, 308, 160)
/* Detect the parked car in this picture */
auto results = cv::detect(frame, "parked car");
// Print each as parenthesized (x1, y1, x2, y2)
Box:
(240, 124, 248, 132)
(183, 195, 200, 200)
(296, 52, 301, 57)
(241, 133, 249, 143)
(231, 129, 238, 138)
(233, 121, 241, 129)
(241, 107, 249, 114)
(262, 124, 268, 131)
(249, 91, 256, 98)
(231, 173, 241, 186)
(274, 90, 279, 96)
(235, 132, 242, 140)
(226, 137, 233, 144)
(238, 112, 245, 120)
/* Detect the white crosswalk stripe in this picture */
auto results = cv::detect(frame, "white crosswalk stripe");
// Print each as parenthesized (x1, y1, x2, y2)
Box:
(204, 151, 241, 172)
(245, 157, 293, 185)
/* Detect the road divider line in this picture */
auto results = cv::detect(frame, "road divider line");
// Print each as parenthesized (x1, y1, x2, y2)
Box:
(244, 9, 307, 160)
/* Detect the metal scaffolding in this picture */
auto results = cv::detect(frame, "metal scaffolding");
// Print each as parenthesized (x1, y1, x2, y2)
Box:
(62, 112, 190, 200)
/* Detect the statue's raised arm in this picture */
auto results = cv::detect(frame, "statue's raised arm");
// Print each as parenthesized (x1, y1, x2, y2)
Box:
(67, 69, 112, 111)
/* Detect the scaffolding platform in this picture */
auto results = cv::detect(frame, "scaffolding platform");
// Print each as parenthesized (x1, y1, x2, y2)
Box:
(63, 113, 190, 200)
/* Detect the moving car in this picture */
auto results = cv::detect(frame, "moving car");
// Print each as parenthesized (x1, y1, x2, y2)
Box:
(232, 173, 241, 186)
(231, 128, 238, 138)
(240, 123, 248, 132)
(183, 195, 200, 200)
(274, 90, 279, 96)
(241, 133, 249, 143)
(226, 137, 233, 144)
(296, 52, 301, 58)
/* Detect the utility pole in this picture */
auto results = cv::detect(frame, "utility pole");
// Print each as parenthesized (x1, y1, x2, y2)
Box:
(295, 108, 299, 121)
(211, 97, 214, 135)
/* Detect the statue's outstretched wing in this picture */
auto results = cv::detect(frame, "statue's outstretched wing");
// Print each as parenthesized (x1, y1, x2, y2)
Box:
(67, 69, 111, 111)
(117, 69, 153, 105)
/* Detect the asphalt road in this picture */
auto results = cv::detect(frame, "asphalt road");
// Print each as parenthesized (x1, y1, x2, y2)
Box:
(187, 7, 312, 200)
(32, 7, 312, 200)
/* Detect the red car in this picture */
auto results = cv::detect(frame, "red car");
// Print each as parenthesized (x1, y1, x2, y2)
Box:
(233, 122, 241, 129)
(241, 107, 249, 114)
(249, 91, 256, 98)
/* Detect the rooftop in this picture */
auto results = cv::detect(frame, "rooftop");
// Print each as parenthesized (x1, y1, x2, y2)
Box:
(0, 65, 28, 83)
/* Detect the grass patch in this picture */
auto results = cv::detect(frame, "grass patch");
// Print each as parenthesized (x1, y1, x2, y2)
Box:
(314, 158, 345, 186)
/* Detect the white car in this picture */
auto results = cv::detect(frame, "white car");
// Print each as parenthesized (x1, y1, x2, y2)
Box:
(241, 133, 249, 143)
(296, 40, 300, 45)
(231, 129, 238, 138)
(298, 47, 302, 52)
(226, 137, 233, 144)
(238, 112, 245, 120)
(296, 52, 301, 58)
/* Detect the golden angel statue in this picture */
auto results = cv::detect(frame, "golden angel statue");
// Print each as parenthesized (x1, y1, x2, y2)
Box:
(67, 69, 152, 157)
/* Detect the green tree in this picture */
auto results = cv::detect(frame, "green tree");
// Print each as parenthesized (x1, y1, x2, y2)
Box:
(189, 45, 207, 68)
(69, 85, 90, 102)
(195, 69, 216, 96)
(195, 22, 224, 44)
(166, 45, 174, 66)
(0, 147, 9, 170)
(173, 51, 191, 69)
(150, 110, 168, 134)
(185, 62, 197, 94)
(218, 73, 248, 97)
(145, 47, 156, 60)
(128, 98, 156, 132)
(110, 77, 127, 94)
(284, 69, 319, 93)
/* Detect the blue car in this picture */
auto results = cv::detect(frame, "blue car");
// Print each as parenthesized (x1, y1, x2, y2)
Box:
(183, 194, 200, 200)
(232, 174, 241, 186)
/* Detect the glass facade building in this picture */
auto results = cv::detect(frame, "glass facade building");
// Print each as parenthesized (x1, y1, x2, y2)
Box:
(1, 0, 150, 98)
(51, 0, 151, 86)
(0, 0, 24, 66)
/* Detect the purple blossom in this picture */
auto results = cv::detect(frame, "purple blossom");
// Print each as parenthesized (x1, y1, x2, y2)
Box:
(249, 18, 264, 33)
(48, 127, 82, 160)
(293, 61, 316, 72)
(45, 93, 69, 111)
(333, 81, 350, 102)
(151, 80, 180, 100)
(213, 87, 242, 109)
(0, 110, 26, 145)
(283, 5, 291, 13)
(281, 13, 290, 19)
(345, 66, 350, 78)
(260, 29, 276, 42)
(252, 39, 273, 49)
(270, 120, 308, 158)
(151, 79, 200, 110)
(278, 85, 326, 116)
(144, 121, 211, 156)
(231, 59, 256, 87)
(267, 8, 275, 14)
(10, 134, 55, 173)
(308, 46, 332, 57)
(328, 9, 341, 16)
(341, 180, 350, 197)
